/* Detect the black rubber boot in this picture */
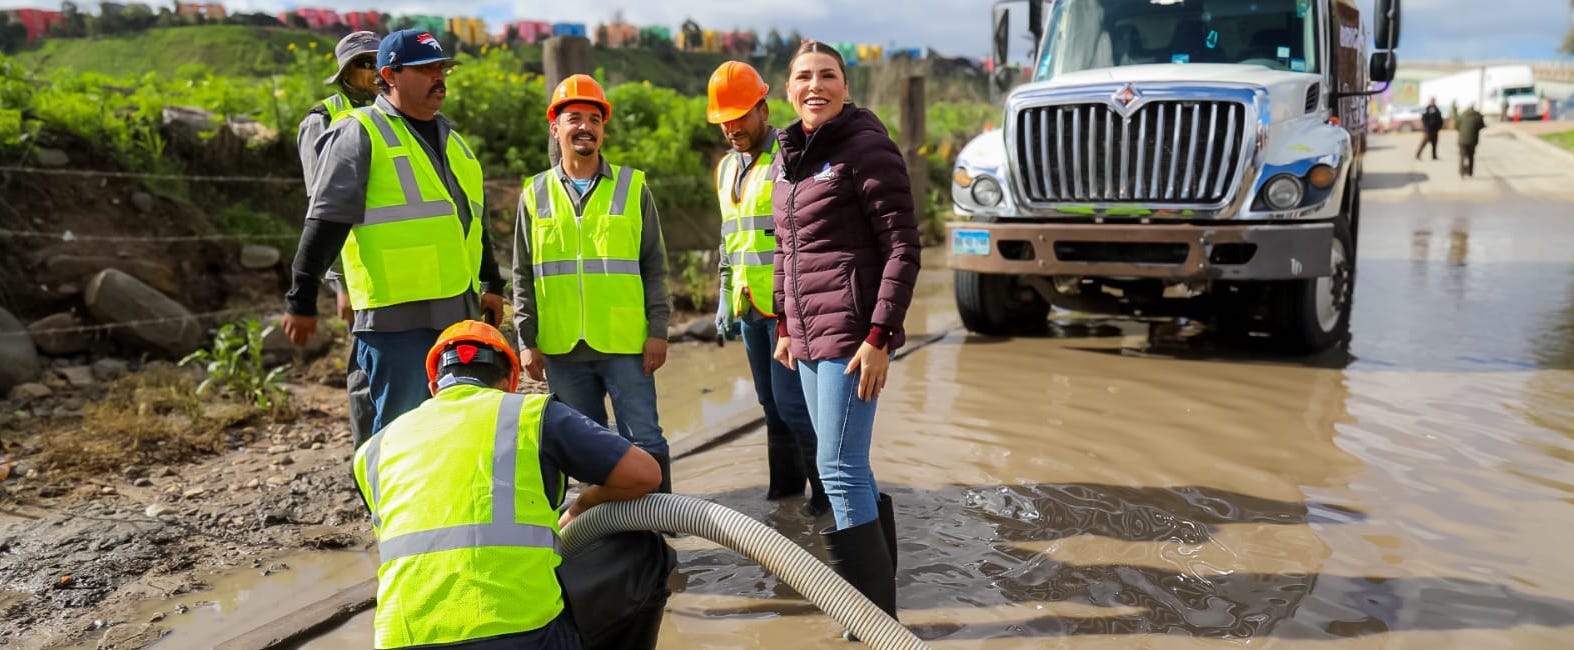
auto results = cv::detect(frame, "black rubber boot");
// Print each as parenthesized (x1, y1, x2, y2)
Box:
(822, 517, 897, 642)
(877, 493, 896, 572)
(803, 447, 831, 517)
(652, 452, 672, 494)
(765, 417, 806, 500)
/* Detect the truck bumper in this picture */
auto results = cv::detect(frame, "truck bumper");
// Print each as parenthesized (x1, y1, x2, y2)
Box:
(947, 221, 1334, 280)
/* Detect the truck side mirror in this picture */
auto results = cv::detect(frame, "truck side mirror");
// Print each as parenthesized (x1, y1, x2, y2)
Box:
(1374, 0, 1401, 50)
(993, 7, 1010, 70)
(1369, 51, 1397, 83)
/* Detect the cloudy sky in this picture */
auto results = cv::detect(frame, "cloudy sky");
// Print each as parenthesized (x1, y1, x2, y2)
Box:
(7, 0, 1572, 61)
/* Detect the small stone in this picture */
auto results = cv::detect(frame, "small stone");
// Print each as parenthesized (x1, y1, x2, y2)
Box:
(181, 488, 206, 499)
(123, 466, 147, 479)
(310, 442, 324, 450)
(145, 503, 175, 518)
(163, 485, 182, 496)
(57, 366, 95, 388)
(296, 440, 314, 450)
(91, 359, 128, 381)
(266, 445, 290, 454)
(34, 147, 69, 168)
(239, 245, 281, 270)
(155, 467, 176, 478)
(245, 479, 260, 489)
(132, 478, 152, 487)
(276, 456, 294, 466)
(8, 383, 51, 402)
(25, 468, 39, 479)
(148, 611, 165, 623)
(131, 192, 155, 213)
(99, 486, 116, 495)
(174, 603, 188, 615)
(265, 475, 289, 487)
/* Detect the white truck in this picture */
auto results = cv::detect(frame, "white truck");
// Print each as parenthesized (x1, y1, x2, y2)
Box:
(1418, 65, 1539, 121)
(948, 0, 1401, 352)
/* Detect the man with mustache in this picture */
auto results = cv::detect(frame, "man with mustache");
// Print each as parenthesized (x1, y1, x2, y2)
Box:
(512, 75, 674, 493)
(298, 30, 380, 451)
(283, 29, 506, 439)
(706, 60, 828, 515)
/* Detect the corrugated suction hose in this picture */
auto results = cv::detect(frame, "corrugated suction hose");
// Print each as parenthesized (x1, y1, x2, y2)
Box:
(560, 493, 929, 650)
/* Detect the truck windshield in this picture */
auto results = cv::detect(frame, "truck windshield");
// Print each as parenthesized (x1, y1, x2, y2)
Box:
(1033, 0, 1320, 81)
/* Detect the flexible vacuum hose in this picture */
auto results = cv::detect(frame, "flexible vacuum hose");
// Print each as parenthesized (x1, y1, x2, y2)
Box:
(561, 493, 929, 650)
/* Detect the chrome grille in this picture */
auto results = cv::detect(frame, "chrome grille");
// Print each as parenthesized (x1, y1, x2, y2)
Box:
(1015, 101, 1248, 204)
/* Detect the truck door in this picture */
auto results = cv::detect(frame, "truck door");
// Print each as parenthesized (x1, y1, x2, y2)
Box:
(1332, 0, 1367, 154)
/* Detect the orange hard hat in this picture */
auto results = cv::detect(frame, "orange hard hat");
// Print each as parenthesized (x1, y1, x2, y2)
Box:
(548, 74, 612, 122)
(425, 320, 521, 393)
(706, 61, 769, 124)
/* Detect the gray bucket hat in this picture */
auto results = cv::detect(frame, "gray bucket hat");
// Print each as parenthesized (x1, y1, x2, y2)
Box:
(325, 31, 382, 85)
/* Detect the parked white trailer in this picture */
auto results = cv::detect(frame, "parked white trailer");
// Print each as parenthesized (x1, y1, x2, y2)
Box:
(1418, 65, 1539, 120)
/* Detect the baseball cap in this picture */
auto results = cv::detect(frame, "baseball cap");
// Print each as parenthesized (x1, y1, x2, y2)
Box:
(324, 31, 381, 85)
(377, 29, 454, 70)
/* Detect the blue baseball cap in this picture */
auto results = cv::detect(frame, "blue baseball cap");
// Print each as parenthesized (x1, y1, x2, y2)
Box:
(376, 29, 453, 70)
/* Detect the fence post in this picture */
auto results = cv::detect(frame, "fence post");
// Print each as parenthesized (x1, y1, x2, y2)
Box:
(543, 35, 593, 166)
(899, 75, 929, 228)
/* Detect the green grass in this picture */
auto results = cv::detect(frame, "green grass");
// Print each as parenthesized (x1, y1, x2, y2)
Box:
(1542, 130, 1574, 154)
(14, 25, 335, 77)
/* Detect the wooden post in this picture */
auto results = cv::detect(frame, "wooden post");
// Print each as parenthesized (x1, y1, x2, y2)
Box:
(899, 75, 929, 227)
(543, 35, 593, 166)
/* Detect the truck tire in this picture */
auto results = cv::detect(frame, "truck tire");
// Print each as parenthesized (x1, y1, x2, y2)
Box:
(1274, 191, 1358, 353)
(955, 270, 1049, 336)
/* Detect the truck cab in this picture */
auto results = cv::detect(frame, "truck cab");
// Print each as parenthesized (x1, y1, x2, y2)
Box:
(949, 0, 1400, 351)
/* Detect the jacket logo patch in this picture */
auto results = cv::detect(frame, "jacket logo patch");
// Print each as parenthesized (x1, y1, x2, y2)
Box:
(813, 162, 837, 182)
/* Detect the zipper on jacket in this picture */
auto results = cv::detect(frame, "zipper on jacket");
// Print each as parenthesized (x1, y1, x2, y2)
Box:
(784, 128, 820, 360)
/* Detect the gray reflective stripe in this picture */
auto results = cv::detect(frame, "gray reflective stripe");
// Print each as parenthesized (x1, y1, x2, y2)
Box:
(363, 108, 401, 147)
(728, 251, 773, 266)
(363, 156, 454, 225)
(455, 134, 477, 160)
(721, 215, 774, 238)
(609, 166, 635, 216)
(492, 394, 523, 524)
(373, 393, 559, 565)
(378, 521, 559, 564)
(534, 260, 578, 277)
(362, 432, 384, 530)
(533, 174, 552, 220)
(582, 259, 640, 275)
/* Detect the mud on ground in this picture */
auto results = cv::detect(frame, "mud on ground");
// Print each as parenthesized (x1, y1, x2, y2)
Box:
(0, 335, 376, 650)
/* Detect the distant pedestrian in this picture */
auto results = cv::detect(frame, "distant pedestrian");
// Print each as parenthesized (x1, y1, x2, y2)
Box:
(1457, 103, 1486, 178)
(1416, 97, 1443, 160)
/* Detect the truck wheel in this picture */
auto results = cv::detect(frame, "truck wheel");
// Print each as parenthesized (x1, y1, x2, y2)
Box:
(1275, 215, 1355, 353)
(955, 270, 1049, 336)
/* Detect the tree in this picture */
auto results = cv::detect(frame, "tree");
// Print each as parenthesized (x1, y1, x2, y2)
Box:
(0, 16, 27, 54)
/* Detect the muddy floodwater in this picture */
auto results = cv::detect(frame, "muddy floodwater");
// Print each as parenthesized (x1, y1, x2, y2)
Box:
(177, 133, 1574, 649)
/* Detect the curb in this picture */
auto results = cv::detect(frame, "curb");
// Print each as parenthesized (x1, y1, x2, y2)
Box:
(1505, 126, 1574, 164)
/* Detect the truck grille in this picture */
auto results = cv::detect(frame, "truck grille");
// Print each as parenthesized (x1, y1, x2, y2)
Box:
(1014, 101, 1248, 204)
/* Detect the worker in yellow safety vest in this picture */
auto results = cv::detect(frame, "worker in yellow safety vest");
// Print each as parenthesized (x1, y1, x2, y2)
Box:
(354, 319, 673, 649)
(297, 29, 381, 450)
(511, 74, 674, 493)
(706, 60, 828, 515)
(283, 29, 507, 439)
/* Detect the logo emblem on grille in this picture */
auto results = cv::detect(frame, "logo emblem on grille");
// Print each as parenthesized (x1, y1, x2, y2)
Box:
(1113, 84, 1140, 108)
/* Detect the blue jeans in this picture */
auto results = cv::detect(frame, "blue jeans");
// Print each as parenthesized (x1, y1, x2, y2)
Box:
(739, 312, 817, 452)
(798, 357, 880, 530)
(544, 355, 668, 457)
(354, 328, 441, 435)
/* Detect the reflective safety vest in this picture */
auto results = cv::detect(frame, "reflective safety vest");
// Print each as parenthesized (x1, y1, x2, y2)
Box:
(714, 141, 778, 318)
(320, 92, 357, 122)
(524, 165, 648, 355)
(354, 387, 566, 649)
(340, 105, 485, 310)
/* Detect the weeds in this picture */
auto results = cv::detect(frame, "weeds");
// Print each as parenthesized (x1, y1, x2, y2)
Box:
(672, 250, 716, 312)
(179, 318, 290, 411)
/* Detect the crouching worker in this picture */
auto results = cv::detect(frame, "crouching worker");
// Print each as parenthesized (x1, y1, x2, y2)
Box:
(354, 319, 675, 650)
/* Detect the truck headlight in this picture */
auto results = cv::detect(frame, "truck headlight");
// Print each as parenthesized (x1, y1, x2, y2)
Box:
(1263, 175, 1304, 210)
(971, 176, 1004, 206)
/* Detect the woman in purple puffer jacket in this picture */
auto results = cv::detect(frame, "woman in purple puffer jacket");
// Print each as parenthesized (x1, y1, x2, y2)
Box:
(770, 40, 921, 629)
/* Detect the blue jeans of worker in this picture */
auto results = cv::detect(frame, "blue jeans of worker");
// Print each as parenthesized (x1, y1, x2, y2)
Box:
(798, 357, 880, 530)
(544, 355, 668, 457)
(354, 328, 440, 435)
(739, 312, 817, 454)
